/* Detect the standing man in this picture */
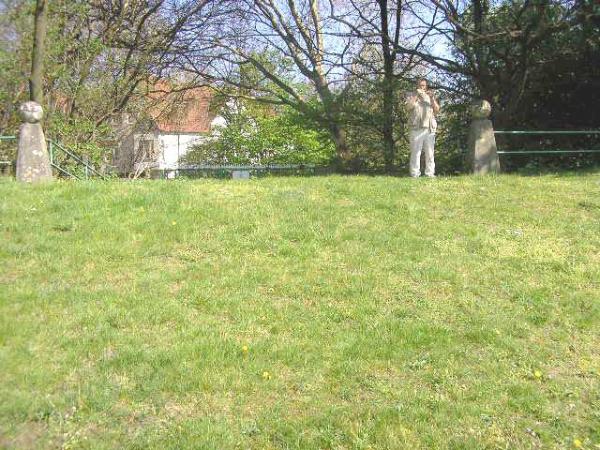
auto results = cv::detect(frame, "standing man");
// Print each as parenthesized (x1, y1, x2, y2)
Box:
(406, 79, 440, 177)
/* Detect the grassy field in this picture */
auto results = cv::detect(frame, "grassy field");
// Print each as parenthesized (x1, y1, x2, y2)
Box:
(1, 174, 599, 449)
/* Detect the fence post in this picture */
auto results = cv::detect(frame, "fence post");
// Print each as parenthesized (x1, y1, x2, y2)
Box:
(468, 99, 501, 174)
(83, 154, 90, 179)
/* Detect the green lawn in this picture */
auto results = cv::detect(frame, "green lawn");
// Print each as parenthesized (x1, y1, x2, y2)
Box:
(1, 174, 599, 449)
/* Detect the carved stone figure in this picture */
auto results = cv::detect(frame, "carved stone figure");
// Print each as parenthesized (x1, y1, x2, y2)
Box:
(16, 101, 53, 182)
(468, 99, 500, 175)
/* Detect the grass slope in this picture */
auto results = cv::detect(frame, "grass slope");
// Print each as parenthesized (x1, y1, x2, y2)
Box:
(1, 174, 599, 449)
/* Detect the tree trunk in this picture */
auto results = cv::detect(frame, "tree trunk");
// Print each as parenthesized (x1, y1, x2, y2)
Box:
(381, 67, 395, 173)
(308, 4, 351, 171)
(30, 0, 48, 105)
(378, 0, 396, 173)
(329, 122, 350, 165)
(313, 74, 351, 169)
(381, 95, 395, 172)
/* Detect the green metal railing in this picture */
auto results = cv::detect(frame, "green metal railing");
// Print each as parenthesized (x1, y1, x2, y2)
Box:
(0, 136, 16, 173)
(47, 139, 106, 179)
(494, 130, 600, 155)
(0, 135, 106, 180)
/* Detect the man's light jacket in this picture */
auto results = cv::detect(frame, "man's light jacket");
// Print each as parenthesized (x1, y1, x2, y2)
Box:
(406, 90, 437, 132)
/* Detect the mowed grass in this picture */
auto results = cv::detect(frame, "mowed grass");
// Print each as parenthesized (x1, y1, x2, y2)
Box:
(0, 174, 599, 449)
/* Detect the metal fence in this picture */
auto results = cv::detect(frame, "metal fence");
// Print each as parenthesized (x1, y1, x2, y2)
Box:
(494, 130, 600, 155)
(152, 164, 333, 179)
(0, 135, 16, 174)
(3, 130, 599, 179)
(0, 135, 106, 179)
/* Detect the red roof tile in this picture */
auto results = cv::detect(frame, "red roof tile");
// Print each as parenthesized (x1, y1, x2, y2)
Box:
(149, 83, 216, 134)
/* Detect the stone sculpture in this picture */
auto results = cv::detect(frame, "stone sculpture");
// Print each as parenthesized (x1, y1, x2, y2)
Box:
(468, 99, 501, 175)
(16, 101, 52, 183)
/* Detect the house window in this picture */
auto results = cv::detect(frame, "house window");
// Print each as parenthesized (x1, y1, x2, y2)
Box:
(137, 139, 154, 157)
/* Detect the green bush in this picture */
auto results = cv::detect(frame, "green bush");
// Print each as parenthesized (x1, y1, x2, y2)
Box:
(182, 107, 335, 166)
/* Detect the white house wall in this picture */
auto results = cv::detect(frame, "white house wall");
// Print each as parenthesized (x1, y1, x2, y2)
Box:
(158, 134, 206, 169)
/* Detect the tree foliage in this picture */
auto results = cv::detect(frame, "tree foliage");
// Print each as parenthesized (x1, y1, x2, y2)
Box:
(183, 99, 335, 165)
(0, 0, 222, 164)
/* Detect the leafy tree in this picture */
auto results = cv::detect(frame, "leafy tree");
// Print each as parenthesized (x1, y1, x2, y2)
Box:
(0, 0, 223, 165)
(182, 100, 335, 165)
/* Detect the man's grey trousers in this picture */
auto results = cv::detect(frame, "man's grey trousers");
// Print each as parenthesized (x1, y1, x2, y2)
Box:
(409, 128, 436, 177)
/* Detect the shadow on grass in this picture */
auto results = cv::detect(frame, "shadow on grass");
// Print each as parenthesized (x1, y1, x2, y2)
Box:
(507, 165, 600, 178)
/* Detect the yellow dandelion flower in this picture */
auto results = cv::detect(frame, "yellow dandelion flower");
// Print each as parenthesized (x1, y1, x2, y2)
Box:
(242, 345, 249, 354)
(262, 371, 271, 380)
(534, 370, 542, 379)
(573, 439, 582, 448)
(171, 221, 177, 225)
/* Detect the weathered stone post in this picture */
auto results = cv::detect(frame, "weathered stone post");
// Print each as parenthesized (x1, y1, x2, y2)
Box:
(16, 101, 52, 183)
(468, 99, 501, 175)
